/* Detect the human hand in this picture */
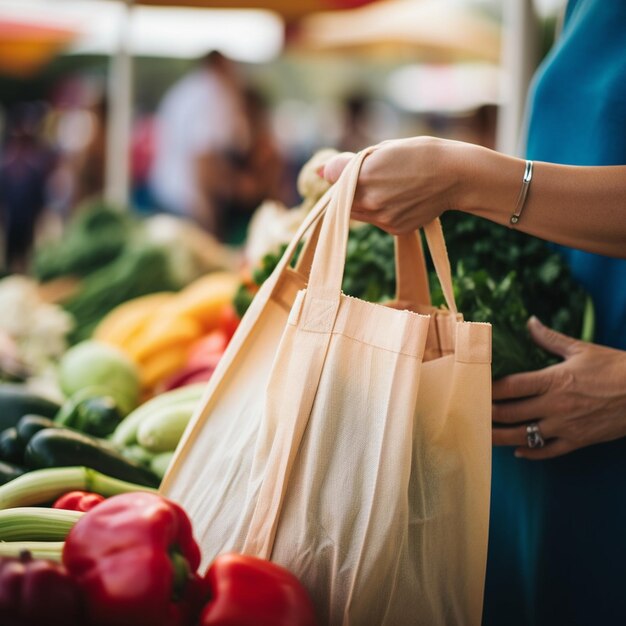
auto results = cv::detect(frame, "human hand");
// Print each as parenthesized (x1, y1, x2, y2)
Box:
(321, 137, 465, 234)
(492, 316, 626, 459)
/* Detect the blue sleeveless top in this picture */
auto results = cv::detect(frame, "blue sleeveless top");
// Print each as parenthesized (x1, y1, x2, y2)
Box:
(483, 3, 626, 625)
(526, 0, 626, 348)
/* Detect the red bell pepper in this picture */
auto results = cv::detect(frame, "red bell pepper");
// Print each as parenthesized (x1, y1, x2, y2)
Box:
(162, 363, 217, 392)
(217, 304, 240, 341)
(200, 554, 317, 626)
(186, 330, 229, 370)
(52, 490, 105, 513)
(0, 551, 85, 626)
(62, 492, 209, 626)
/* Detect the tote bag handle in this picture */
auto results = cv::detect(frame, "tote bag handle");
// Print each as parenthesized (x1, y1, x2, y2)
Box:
(296, 223, 435, 309)
(303, 149, 457, 328)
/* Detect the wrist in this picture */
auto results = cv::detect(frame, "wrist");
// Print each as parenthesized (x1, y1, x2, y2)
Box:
(449, 143, 526, 225)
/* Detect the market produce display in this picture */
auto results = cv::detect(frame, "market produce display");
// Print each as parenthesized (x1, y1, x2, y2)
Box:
(0, 492, 317, 626)
(0, 146, 595, 624)
(33, 201, 240, 345)
(94, 272, 240, 395)
(33, 203, 133, 282)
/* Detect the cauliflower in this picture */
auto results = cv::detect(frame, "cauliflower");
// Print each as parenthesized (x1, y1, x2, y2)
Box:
(0, 276, 74, 380)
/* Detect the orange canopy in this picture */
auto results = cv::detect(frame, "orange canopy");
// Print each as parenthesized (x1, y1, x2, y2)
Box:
(0, 19, 78, 77)
(136, 0, 379, 22)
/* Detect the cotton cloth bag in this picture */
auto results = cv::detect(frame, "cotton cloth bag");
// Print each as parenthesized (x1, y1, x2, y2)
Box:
(161, 148, 492, 626)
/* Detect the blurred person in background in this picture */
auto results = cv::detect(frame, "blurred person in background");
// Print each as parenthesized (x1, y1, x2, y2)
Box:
(338, 92, 380, 154)
(149, 50, 251, 238)
(0, 103, 56, 273)
(219, 86, 284, 245)
(322, 1, 626, 624)
(46, 78, 107, 219)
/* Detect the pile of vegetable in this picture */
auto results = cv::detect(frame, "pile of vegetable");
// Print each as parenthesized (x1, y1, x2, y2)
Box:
(434, 213, 594, 377)
(32, 201, 240, 345)
(93, 272, 240, 395)
(235, 216, 593, 378)
(0, 491, 317, 626)
(33, 202, 132, 282)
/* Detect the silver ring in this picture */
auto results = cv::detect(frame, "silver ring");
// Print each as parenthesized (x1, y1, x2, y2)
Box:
(526, 422, 545, 448)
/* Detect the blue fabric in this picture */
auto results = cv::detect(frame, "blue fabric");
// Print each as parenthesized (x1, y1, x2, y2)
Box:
(483, 2, 626, 625)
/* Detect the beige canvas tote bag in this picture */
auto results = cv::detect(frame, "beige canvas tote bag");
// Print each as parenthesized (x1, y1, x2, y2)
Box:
(161, 148, 492, 626)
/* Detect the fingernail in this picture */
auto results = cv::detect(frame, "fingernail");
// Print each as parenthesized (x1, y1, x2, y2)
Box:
(514, 450, 523, 458)
(315, 165, 324, 177)
(528, 315, 541, 327)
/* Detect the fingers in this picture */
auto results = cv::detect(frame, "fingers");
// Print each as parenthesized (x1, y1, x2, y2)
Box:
(492, 395, 551, 425)
(493, 420, 576, 460)
(514, 438, 575, 460)
(492, 367, 553, 401)
(527, 316, 579, 359)
(492, 419, 557, 446)
(320, 152, 354, 184)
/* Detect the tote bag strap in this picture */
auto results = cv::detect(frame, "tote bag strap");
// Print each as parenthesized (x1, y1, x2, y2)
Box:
(395, 232, 431, 306)
(396, 221, 457, 314)
(303, 225, 434, 308)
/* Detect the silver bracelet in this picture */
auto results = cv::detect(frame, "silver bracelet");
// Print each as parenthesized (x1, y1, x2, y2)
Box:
(510, 160, 533, 226)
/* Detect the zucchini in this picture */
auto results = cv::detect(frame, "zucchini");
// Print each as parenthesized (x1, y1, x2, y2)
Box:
(25, 429, 160, 488)
(0, 427, 25, 464)
(0, 459, 26, 485)
(150, 451, 174, 480)
(111, 383, 204, 447)
(0, 384, 61, 431)
(136, 401, 197, 453)
(16, 415, 57, 445)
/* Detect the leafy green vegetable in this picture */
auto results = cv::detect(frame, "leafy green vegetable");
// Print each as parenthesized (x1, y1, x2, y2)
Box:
(234, 230, 396, 318)
(33, 201, 134, 281)
(342, 225, 396, 302)
(430, 264, 554, 378)
(233, 244, 302, 318)
(62, 244, 181, 343)
(436, 212, 589, 339)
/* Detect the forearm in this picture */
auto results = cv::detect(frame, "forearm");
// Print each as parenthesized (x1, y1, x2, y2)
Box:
(452, 143, 626, 258)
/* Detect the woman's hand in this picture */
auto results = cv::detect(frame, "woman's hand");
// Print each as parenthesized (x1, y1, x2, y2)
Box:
(492, 316, 626, 459)
(321, 137, 465, 234)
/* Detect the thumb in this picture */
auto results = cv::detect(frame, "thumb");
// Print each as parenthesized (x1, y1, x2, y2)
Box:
(528, 316, 579, 358)
(319, 152, 354, 184)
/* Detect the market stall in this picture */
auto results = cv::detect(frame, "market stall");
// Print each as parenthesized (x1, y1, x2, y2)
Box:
(1, 2, 600, 625)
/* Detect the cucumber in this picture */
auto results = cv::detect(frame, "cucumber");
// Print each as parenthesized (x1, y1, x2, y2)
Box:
(25, 429, 160, 488)
(0, 384, 61, 431)
(16, 415, 57, 445)
(0, 460, 26, 485)
(136, 401, 197, 453)
(0, 428, 25, 464)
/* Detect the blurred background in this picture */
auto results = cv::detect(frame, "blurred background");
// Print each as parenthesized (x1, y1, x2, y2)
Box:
(0, 0, 566, 270)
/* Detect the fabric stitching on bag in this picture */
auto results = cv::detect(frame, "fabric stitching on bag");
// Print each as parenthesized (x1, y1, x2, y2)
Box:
(301, 298, 338, 332)
(298, 326, 422, 358)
